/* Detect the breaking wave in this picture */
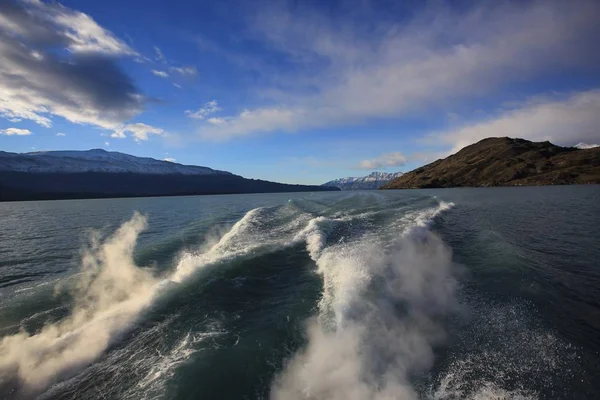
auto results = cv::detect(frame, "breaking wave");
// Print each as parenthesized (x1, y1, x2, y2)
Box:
(0, 200, 388, 396)
(0, 189, 594, 399)
(0, 207, 292, 395)
(271, 202, 459, 400)
(2, 197, 547, 399)
(0, 213, 158, 395)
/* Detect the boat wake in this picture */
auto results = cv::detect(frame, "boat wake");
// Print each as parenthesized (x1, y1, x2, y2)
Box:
(271, 202, 460, 400)
(0, 197, 545, 399)
(0, 202, 355, 396)
(0, 213, 157, 395)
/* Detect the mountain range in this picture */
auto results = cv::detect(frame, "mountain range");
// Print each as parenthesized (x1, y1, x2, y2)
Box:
(322, 171, 404, 190)
(0, 149, 230, 175)
(0, 149, 337, 201)
(382, 137, 600, 189)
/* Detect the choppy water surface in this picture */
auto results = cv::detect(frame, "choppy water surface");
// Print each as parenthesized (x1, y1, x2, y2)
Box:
(0, 186, 598, 399)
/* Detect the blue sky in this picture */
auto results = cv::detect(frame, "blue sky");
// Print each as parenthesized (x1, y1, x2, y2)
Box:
(1, 0, 599, 184)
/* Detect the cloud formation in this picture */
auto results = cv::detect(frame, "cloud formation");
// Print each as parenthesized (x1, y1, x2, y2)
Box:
(201, 107, 307, 139)
(359, 152, 407, 170)
(111, 123, 164, 141)
(185, 100, 221, 120)
(206, 117, 228, 125)
(154, 46, 165, 62)
(0, 127, 32, 136)
(0, 0, 135, 56)
(199, 0, 600, 140)
(0, 0, 161, 139)
(170, 66, 198, 77)
(149, 46, 197, 81)
(427, 90, 600, 154)
(151, 70, 169, 78)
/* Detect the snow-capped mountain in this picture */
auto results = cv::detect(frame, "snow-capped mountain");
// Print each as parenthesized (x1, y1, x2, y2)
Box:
(0, 149, 339, 201)
(322, 171, 404, 190)
(574, 143, 600, 150)
(0, 149, 230, 175)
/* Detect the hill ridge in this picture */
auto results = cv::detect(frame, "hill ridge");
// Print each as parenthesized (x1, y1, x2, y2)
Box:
(381, 137, 600, 189)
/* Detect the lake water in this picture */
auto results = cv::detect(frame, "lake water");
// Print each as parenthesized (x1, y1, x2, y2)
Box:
(0, 186, 598, 399)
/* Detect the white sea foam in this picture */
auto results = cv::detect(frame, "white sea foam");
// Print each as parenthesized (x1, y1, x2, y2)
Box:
(134, 327, 225, 396)
(0, 212, 158, 394)
(171, 206, 313, 282)
(0, 199, 460, 397)
(432, 364, 537, 400)
(292, 216, 336, 260)
(0, 206, 316, 395)
(0, 207, 277, 394)
(272, 202, 458, 400)
(429, 298, 579, 400)
(436, 382, 537, 400)
(13, 278, 59, 294)
(170, 207, 267, 282)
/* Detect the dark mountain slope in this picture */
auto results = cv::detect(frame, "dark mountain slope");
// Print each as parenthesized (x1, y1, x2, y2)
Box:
(0, 150, 337, 201)
(381, 137, 600, 189)
(0, 172, 338, 201)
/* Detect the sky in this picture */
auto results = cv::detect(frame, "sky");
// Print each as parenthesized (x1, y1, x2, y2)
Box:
(1, 0, 599, 185)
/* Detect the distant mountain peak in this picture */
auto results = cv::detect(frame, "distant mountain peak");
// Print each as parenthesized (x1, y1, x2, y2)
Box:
(322, 171, 403, 190)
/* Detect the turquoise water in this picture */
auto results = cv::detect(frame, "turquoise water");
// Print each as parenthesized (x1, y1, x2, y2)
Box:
(0, 187, 598, 399)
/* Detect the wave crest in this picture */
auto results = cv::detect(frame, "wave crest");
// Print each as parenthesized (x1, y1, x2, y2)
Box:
(272, 202, 458, 400)
(0, 212, 158, 394)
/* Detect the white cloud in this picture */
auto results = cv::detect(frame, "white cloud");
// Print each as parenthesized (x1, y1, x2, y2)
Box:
(185, 100, 221, 120)
(56, 15, 134, 55)
(173, 83, 182, 89)
(427, 90, 600, 154)
(151, 70, 169, 78)
(26, 0, 136, 56)
(154, 46, 165, 62)
(574, 142, 599, 149)
(206, 117, 228, 125)
(359, 152, 407, 170)
(170, 66, 198, 76)
(112, 123, 164, 141)
(163, 157, 176, 162)
(0, 127, 32, 136)
(0, 94, 52, 128)
(201, 107, 307, 140)
(110, 130, 126, 139)
(199, 0, 600, 140)
(104, 141, 110, 146)
(0, 0, 145, 131)
(56, 132, 66, 136)
(152, 47, 197, 81)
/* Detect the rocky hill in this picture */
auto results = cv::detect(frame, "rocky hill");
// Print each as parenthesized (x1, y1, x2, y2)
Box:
(323, 171, 403, 190)
(381, 137, 600, 189)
